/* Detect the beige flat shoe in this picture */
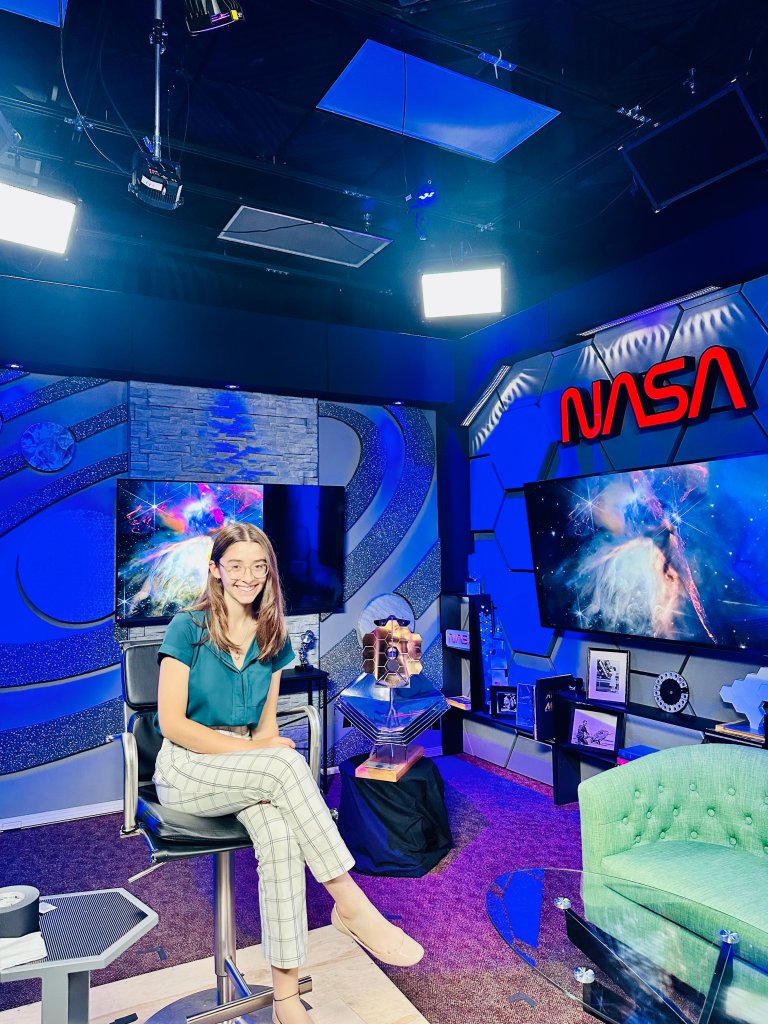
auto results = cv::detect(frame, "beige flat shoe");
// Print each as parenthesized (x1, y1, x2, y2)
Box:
(331, 905, 424, 966)
(273, 993, 309, 1024)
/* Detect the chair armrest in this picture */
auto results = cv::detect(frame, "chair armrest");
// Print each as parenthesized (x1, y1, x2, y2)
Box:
(106, 731, 140, 835)
(276, 705, 321, 785)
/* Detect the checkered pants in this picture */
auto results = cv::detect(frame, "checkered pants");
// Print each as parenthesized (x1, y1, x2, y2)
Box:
(154, 739, 355, 968)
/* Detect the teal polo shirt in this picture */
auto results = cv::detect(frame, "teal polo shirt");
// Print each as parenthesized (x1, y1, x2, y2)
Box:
(156, 610, 295, 733)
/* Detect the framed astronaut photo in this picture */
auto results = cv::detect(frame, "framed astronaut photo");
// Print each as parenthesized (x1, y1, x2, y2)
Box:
(587, 648, 629, 705)
(491, 685, 518, 719)
(569, 704, 623, 755)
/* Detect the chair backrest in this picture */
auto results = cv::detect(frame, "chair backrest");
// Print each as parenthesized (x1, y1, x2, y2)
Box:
(121, 641, 164, 787)
(579, 743, 768, 871)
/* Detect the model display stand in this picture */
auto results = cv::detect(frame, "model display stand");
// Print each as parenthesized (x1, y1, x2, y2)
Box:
(335, 615, 448, 782)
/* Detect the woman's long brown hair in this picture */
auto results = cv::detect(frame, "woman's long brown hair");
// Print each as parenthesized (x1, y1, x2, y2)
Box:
(188, 522, 288, 661)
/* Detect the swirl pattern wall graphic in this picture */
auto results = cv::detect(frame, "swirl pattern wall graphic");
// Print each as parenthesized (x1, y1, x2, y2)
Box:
(318, 404, 440, 764)
(317, 402, 387, 529)
(0, 375, 128, 780)
(341, 405, 435, 601)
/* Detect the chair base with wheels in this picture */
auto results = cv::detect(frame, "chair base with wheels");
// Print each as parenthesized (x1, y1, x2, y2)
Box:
(110, 638, 322, 1024)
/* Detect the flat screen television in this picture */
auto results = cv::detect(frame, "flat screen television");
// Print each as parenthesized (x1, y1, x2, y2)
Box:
(116, 479, 345, 623)
(524, 453, 768, 651)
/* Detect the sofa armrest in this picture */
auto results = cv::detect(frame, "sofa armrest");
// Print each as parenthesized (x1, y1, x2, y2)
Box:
(578, 760, 647, 872)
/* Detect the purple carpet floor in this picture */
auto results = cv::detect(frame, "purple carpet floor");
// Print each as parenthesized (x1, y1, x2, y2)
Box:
(2, 754, 590, 1024)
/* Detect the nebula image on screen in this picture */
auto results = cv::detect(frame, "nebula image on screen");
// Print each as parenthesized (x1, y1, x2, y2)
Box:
(116, 480, 263, 622)
(525, 454, 768, 650)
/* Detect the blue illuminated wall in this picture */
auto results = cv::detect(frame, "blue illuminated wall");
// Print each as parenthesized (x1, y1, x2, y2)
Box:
(0, 373, 127, 825)
(466, 274, 768, 771)
(0, 377, 439, 825)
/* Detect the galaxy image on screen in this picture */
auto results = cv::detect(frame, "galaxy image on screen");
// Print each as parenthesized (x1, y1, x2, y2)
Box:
(525, 454, 768, 650)
(116, 480, 263, 622)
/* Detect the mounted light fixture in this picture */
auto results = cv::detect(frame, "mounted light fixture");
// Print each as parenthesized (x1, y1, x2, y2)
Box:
(421, 264, 503, 319)
(129, 1, 183, 210)
(184, 0, 244, 35)
(0, 181, 76, 254)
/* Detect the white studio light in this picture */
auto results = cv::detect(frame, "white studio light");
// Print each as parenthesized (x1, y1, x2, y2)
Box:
(0, 181, 76, 254)
(421, 265, 503, 319)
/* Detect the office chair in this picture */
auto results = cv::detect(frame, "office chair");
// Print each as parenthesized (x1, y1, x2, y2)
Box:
(109, 639, 320, 1024)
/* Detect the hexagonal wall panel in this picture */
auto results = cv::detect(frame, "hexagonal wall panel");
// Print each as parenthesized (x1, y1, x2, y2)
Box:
(537, 340, 609, 448)
(470, 534, 512, 595)
(492, 570, 554, 657)
(741, 272, 768, 330)
(622, 643, 686, 676)
(548, 437, 613, 480)
(599, 411, 685, 472)
(748, 357, 768, 439)
(508, 650, 556, 687)
(667, 292, 768, 395)
(674, 411, 768, 464)
(495, 492, 533, 571)
(682, 652, 763, 720)
(497, 352, 553, 410)
(470, 456, 504, 531)
(551, 633, 589, 679)
(593, 306, 681, 376)
(544, 338, 608, 392)
(481, 402, 556, 490)
(470, 352, 553, 456)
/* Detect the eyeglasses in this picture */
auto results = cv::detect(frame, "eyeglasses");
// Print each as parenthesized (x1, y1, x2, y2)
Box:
(219, 561, 269, 581)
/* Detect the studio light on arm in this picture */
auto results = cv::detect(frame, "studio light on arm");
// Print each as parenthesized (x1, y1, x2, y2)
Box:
(184, 0, 244, 35)
(0, 181, 76, 254)
(421, 265, 503, 319)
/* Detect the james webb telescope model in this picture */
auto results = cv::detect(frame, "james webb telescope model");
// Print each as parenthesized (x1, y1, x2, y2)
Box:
(336, 616, 449, 781)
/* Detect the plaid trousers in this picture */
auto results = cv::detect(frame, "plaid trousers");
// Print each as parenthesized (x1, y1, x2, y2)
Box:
(154, 739, 355, 968)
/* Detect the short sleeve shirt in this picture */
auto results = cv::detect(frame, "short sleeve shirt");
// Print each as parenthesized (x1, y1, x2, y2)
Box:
(156, 611, 294, 733)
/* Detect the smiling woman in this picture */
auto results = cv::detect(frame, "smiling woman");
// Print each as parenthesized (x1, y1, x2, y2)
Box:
(153, 521, 423, 1024)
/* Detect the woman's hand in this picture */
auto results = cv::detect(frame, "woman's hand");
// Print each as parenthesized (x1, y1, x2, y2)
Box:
(249, 734, 296, 750)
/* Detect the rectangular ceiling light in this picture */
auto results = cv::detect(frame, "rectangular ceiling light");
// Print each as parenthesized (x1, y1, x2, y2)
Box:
(318, 40, 559, 163)
(0, 182, 76, 253)
(0, 1, 68, 25)
(421, 266, 503, 319)
(219, 206, 391, 268)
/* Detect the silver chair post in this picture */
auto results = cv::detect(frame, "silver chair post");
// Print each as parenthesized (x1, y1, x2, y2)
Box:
(213, 852, 237, 1004)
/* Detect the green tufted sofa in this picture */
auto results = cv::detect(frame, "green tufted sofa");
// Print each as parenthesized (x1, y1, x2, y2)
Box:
(578, 743, 768, 1020)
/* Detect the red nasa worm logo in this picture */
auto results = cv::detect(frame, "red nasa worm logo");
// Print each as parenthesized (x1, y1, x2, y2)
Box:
(560, 345, 755, 445)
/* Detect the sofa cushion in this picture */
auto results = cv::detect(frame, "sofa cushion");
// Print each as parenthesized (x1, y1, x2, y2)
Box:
(602, 841, 768, 971)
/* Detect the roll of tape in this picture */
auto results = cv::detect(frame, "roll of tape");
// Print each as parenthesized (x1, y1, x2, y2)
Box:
(0, 886, 40, 939)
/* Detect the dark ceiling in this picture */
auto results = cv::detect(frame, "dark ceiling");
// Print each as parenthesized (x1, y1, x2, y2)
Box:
(1, 0, 767, 340)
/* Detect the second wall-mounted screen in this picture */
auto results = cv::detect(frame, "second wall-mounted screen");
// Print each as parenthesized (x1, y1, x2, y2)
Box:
(524, 453, 768, 651)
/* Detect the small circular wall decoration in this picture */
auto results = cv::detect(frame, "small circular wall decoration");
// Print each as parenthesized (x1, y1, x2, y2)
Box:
(653, 671, 690, 714)
(20, 421, 75, 471)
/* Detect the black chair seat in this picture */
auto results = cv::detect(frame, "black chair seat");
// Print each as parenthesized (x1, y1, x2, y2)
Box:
(137, 783, 251, 855)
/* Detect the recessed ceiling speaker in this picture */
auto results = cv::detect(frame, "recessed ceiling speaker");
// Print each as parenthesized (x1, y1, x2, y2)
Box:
(620, 83, 768, 212)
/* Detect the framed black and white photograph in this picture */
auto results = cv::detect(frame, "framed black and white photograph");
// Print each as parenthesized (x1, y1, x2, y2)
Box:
(587, 648, 629, 705)
(491, 685, 518, 719)
(569, 704, 623, 754)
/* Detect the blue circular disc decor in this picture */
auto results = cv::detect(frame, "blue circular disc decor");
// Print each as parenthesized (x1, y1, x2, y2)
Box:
(20, 421, 76, 471)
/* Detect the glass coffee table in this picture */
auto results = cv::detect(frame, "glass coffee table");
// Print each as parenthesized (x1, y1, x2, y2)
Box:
(486, 868, 768, 1024)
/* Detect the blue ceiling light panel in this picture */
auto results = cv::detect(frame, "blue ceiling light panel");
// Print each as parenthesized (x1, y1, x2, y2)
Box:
(318, 40, 560, 163)
(0, 0, 67, 25)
